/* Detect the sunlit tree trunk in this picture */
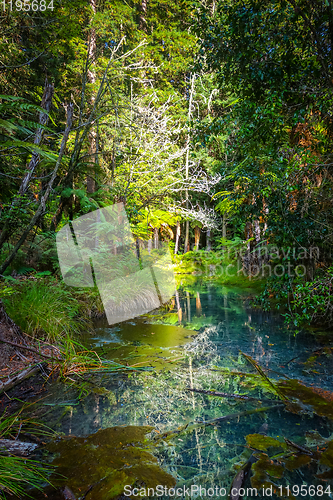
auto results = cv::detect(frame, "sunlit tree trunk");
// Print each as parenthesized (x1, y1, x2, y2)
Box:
(174, 220, 180, 254)
(175, 289, 182, 323)
(196, 292, 202, 316)
(184, 220, 190, 253)
(153, 227, 159, 249)
(186, 291, 191, 323)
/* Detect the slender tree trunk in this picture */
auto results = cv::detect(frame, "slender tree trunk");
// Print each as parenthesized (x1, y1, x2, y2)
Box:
(153, 227, 159, 249)
(174, 220, 180, 254)
(87, 0, 97, 194)
(184, 221, 190, 253)
(196, 292, 202, 316)
(183, 74, 195, 254)
(194, 226, 200, 250)
(0, 80, 54, 251)
(138, 0, 147, 30)
(186, 291, 191, 323)
(0, 103, 74, 276)
(206, 229, 211, 251)
(222, 213, 227, 239)
(242, 221, 253, 275)
(175, 289, 182, 323)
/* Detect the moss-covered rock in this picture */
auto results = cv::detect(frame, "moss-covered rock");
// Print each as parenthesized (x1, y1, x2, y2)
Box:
(46, 426, 176, 499)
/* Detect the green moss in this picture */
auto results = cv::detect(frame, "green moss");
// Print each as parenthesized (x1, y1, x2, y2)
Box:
(278, 379, 333, 419)
(283, 454, 312, 471)
(46, 426, 176, 499)
(246, 434, 287, 452)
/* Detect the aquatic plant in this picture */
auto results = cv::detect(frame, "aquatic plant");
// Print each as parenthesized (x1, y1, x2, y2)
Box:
(57, 337, 154, 380)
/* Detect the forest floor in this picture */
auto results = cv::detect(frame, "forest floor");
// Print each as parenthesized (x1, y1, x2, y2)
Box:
(0, 302, 61, 415)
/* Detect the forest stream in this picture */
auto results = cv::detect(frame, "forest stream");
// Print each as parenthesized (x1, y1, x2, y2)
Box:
(23, 278, 333, 500)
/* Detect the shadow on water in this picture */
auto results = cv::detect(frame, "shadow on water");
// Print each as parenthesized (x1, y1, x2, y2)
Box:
(25, 279, 333, 499)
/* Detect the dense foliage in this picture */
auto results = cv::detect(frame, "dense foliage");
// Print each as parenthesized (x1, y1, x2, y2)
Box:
(1, 0, 333, 328)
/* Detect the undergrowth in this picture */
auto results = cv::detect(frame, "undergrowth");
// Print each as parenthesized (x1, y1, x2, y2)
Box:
(0, 277, 104, 342)
(0, 408, 55, 499)
(255, 266, 333, 329)
(1, 278, 82, 342)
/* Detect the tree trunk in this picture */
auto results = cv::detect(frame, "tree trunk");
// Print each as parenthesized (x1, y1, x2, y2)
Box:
(0, 80, 54, 251)
(194, 226, 200, 250)
(174, 220, 180, 254)
(222, 213, 227, 239)
(196, 292, 202, 316)
(87, 0, 97, 194)
(183, 74, 195, 254)
(0, 103, 74, 275)
(153, 227, 159, 249)
(184, 220, 190, 253)
(206, 229, 211, 251)
(242, 221, 253, 275)
(175, 289, 182, 323)
(138, 0, 147, 31)
(186, 291, 191, 323)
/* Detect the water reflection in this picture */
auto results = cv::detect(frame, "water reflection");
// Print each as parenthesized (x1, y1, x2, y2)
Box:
(35, 281, 333, 498)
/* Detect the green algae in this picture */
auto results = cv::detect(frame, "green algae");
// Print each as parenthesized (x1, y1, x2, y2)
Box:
(46, 426, 176, 499)
(283, 453, 312, 471)
(252, 454, 284, 480)
(277, 379, 333, 419)
(246, 433, 287, 452)
(318, 440, 333, 479)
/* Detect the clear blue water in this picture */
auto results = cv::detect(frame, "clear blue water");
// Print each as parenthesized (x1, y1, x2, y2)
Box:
(33, 280, 333, 499)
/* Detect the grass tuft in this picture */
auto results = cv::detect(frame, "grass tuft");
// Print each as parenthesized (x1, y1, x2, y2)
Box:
(2, 278, 81, 342)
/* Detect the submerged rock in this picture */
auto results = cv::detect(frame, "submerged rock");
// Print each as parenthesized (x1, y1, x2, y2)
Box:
(46, 425, 176, 500)
(278, 379, 333, 419)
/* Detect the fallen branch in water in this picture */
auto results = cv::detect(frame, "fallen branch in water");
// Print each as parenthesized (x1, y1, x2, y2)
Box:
(154, 404, 284, 441)
(186, 387, 278, 403)
(240, 351, 289, 402)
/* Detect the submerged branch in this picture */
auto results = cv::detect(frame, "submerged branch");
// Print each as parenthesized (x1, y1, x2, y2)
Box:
(186, 387, 278, 403)
(154, 404, 284, 441)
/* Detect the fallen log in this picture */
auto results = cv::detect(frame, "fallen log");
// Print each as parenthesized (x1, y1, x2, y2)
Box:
(0, 364, 44, 396)
(0, 438, 37, 456)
